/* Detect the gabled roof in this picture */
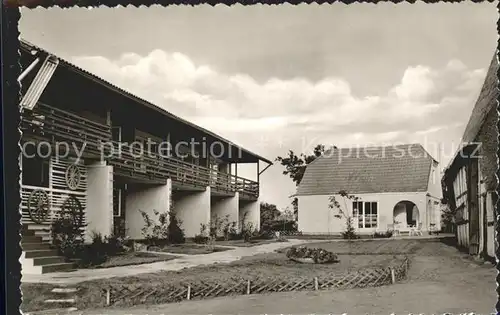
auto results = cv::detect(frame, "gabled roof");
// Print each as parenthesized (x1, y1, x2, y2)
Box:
(296, 144, 435, 196)
(19, 38, 273, 165)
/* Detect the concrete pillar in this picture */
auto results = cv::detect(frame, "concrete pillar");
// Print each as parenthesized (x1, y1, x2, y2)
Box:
(211, 192, 239, 233)
(85, 161, 114, 242)
(239, 198, 260, 232)
(174, 187, 211, 238)
(125, 179, 172, 240)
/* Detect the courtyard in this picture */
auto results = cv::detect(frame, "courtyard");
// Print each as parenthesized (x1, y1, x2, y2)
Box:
(68, 237, 496, 314)
(22, 236, 496, 314)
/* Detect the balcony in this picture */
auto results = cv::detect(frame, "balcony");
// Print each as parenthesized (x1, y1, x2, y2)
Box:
(20, 103, 260, 199)
(110, 143, 259, 198)
(20, 102, 112, 157)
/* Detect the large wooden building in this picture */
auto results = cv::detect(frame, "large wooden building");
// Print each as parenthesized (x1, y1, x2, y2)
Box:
(19, 39, 271, 274)
(442, 53, 498, 260)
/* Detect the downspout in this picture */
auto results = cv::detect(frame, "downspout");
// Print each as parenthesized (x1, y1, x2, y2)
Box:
(18, 57, 40, 82)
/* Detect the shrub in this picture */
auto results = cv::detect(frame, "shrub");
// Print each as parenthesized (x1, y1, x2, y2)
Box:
(78, 231, 109, 267)
(241, 222, 256, 242)
(139, 209, 169, 246)
(222, 220, 237, 241)
(166, 210, 185, 244)
(373, 230, 393, 238)
(105, 232, 129, 256)
(51, 217, 84, 261)
(341, 217, 359, 240)
(113, 217, 127, 237)
(193, 223, 210, 244)
(228, 230, 242, 240)
(261, 219, 297, 233)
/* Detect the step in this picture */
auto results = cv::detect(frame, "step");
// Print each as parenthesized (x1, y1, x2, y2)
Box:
(24, 249, 59, 258)
(32, 256, 66, 266)
(22, 242, 52, 251)
(27, 224, 52, 231)
(21, 235, 44, 243)
(51, 288, 78, 294)
(24, 307, 78, 315)
(44, 298, 76, 304)
(41, 262, 75, 274)
(21, 228, 36, 237)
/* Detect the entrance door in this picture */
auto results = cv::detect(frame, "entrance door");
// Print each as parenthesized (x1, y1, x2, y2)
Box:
(468, 159, 480, 255)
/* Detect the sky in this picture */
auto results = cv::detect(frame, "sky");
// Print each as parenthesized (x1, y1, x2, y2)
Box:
(20, 3, 498, 210)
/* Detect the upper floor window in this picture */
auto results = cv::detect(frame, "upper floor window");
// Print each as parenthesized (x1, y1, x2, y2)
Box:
(22, 155, 50, 188)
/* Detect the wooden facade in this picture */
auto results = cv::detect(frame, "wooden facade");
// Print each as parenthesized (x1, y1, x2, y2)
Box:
(443, 149, 496, 259)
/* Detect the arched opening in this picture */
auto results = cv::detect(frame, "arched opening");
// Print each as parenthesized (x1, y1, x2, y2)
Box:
(393, 201, 420, 229)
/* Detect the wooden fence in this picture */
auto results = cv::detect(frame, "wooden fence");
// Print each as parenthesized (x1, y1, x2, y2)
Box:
(102, 258, 410, 307)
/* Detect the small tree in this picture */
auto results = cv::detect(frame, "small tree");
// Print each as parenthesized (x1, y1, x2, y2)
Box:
(276, 144, 335, 220)
(140, 209, 169, 246)
(328, 190, 360, 240)
(166, 209, 185, 244)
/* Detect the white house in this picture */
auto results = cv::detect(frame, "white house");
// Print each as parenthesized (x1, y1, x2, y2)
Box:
(296, 144, 442, 235)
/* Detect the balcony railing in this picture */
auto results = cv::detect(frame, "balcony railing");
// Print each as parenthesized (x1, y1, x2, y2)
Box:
(19, 102, 259, 198)
(110, 143, 259, 198)
(20, 102, 112, 156)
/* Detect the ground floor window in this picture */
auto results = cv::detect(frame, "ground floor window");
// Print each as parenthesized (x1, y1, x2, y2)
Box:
(353, 201, 378, 229)
(113, 186, 125, 217)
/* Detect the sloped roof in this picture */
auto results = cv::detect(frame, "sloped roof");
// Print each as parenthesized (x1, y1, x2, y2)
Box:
(296, 144, 435, 196)
(19, 38, 272, 165)
(442, 52, 498, 192)
(461, 52, 499, 144)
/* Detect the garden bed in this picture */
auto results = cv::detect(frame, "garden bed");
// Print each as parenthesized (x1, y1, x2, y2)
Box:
(152, 243, 231, 255)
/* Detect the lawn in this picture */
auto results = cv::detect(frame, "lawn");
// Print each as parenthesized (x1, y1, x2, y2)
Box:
(216, 238, 287, 247)
(83, 242, 407, 286)
(21, 283, 57, 313)
(153, 243, 231, 255)
(286, 239, 427, 255)
(22, 239, 419, 312)
(91, 252, 177, 268)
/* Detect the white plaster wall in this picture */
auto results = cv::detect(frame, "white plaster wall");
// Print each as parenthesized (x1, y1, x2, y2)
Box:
(427, 161, 442, 199)
(125, 179, 171, 240)
(174, 187, 211, 238)
(85, 161, 114, 242)
(239, 198, 260, 232)
(297, 192, 428, 234)
(211, 193, 239, 231)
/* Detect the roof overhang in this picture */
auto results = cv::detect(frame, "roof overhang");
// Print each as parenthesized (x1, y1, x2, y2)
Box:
(20, 39, 273, 166)
(442, 143, 480, 182)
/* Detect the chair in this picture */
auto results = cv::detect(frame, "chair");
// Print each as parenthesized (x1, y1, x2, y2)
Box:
(388, 223, 400, 237)
(409, 222, 423, 236)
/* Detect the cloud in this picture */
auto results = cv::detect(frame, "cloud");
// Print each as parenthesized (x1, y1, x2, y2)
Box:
(71, 49, 486, 161)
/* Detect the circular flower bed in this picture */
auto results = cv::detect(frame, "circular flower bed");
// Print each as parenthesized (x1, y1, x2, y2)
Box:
(286, 246, 339, 264)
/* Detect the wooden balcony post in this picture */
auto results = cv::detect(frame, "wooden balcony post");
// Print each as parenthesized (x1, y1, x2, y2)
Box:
(257, 161, 260, 184)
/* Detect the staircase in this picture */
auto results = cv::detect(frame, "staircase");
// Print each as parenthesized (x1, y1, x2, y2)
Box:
(21, 224, 75, 274)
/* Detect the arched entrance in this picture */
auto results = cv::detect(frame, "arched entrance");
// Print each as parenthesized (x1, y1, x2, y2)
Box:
(393, 201, 420, 229)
